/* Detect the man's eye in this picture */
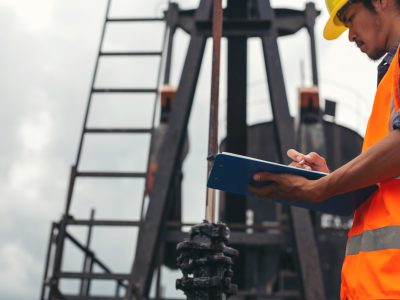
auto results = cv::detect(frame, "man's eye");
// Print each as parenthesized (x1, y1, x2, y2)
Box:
(343, 14, 353, 27)
(348, 12, 356, 23)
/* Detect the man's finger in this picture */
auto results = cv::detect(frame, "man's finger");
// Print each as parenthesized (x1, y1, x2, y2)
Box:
(290, 162, 312, 170)
(247, 183, 276, 197)
(287, 148, 304, 162)
(304, 152, 322, 163)
(252, 172, 276, 182)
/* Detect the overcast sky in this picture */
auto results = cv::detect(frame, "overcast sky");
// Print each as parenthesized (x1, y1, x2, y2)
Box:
(0, 0, 379, 299)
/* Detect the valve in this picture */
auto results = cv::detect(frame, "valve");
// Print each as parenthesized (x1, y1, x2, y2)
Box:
(176, 220, 239, 299)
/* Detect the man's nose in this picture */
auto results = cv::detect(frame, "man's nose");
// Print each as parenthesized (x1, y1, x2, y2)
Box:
(348, 27, 356, 42)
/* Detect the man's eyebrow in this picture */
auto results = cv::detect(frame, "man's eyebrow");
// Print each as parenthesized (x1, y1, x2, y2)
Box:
(337, 13, 347, 25)
(338, 8, 353, 26)
(337, 1, 354, 23)
(337, 12, 345, 23)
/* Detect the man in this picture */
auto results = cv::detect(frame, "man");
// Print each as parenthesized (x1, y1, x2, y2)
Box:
(248, 0, 400, 299)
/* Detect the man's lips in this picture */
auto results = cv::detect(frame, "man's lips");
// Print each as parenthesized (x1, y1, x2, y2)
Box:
(356, 40, 365, 50)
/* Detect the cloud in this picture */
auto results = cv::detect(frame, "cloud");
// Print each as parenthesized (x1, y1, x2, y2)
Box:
(0, 242, 42, 299)
(0, 1, 107, 298)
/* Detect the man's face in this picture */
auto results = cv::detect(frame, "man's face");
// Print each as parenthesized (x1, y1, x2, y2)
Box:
(340, 2, 387, 60)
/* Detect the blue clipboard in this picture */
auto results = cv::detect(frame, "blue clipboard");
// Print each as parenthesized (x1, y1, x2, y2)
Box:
(207, 152, 377, 216)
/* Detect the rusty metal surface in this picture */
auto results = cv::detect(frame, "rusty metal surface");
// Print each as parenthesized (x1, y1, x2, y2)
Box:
(205, 0, 223, 223)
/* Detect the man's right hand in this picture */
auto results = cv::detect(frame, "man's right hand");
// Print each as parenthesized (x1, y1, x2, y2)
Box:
(287, 149, 330, 173)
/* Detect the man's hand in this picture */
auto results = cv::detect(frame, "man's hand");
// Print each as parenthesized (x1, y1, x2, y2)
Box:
(247, 172, 323, 203)
(287, 149, 330, 173)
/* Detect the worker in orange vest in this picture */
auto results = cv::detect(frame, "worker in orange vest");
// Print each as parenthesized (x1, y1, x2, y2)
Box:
(248, 0, 400, 299)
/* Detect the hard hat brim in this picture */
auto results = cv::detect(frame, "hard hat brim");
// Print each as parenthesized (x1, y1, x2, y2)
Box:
(323, 0, 349, 40)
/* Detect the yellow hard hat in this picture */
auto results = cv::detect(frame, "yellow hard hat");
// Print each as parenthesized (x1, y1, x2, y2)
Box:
(323, 0, 349, 40)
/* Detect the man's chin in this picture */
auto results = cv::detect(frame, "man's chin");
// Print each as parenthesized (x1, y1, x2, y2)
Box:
(365, 49, 386, 61)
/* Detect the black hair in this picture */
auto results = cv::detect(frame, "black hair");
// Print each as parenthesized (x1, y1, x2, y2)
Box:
(356, 0, 400, 11)
(338, 0, 400, 22)
(353, 0, 375, 10)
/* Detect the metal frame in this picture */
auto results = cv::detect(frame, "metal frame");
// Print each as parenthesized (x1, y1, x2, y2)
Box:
(41, 0, 330, 299)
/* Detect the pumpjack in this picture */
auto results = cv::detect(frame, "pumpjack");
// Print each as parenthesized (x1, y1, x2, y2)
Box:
(40, 0, 364, 299)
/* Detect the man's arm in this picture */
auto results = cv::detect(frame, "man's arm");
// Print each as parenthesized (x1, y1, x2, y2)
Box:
(249, 130, 400, 203)
(318, 129, 400, 198)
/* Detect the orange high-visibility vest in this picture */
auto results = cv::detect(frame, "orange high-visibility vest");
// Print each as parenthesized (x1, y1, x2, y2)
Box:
(341, 45, 400, 300)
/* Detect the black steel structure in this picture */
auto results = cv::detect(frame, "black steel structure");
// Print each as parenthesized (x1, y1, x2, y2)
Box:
(40, 1, 364, 300)
(129, 1, 326, 299)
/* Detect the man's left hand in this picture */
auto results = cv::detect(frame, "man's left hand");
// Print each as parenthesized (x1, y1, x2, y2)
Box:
(247, 172, 323, 203)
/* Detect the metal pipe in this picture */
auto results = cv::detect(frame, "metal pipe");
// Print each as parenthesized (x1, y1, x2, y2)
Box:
(205, 0, 223, 223)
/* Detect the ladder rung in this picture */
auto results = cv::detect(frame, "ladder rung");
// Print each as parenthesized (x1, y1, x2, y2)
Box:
(59, 272, 131, 281)
(76, 171, 146, 178)
(84, 128, 152, 134)
(100, 51, 162, 56)
(106, 17, 164, 22)
(92, 88, 157, 93)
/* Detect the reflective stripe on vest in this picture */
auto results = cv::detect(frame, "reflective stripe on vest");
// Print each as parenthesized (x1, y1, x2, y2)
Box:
(346, 225, 400, 255)
(389, 94, 397, 132)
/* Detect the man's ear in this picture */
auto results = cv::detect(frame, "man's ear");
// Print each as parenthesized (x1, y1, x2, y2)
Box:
(372, 0, 388, 12)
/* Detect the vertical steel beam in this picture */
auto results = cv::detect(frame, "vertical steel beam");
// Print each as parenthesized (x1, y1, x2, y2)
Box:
(257, 1, 327, 299)
(40, 223, 57, 300)
(257, 1, 294, 158)
(127, 1, 213, 298)
(305, 2, 319, 86)
(79, 209, 95, 296)
(225, 0, 248, 289)
(225, 1, 248, 222)
(164, 2, 179, 85)
(49, 217, 68, 300)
